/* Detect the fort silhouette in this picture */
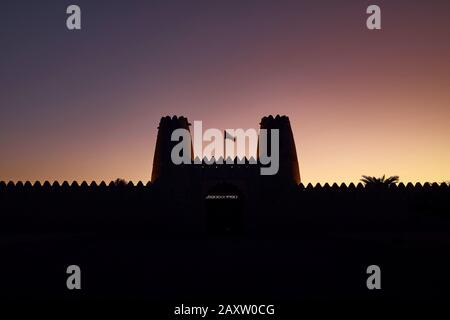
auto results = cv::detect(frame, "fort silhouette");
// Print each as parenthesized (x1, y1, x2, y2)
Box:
(151, 114, 300, 185)
(0, 115, 449, 305)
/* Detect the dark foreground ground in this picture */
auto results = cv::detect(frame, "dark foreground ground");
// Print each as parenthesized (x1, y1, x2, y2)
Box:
(0, 182, 449, 316)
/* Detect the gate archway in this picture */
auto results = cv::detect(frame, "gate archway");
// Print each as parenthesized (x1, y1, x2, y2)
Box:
(205, 182, 244, 235)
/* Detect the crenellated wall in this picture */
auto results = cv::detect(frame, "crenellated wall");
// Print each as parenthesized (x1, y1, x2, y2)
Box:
(0, 181, 449, 301)
(1, 181, 449, 236)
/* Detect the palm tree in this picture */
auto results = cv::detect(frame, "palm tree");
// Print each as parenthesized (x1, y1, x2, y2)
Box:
(113, 178, 128, 186)
(360, 175, 399, 187)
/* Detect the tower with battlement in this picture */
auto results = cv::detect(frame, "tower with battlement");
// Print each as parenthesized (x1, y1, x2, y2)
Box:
(151, 116, 192, 182)
(259, 115, 301, 184)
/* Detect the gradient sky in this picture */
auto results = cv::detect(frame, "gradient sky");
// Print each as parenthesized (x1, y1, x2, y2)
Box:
(1, 0, 449, 184)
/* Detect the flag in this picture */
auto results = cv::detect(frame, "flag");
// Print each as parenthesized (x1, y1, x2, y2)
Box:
(224, 130, 236, 142)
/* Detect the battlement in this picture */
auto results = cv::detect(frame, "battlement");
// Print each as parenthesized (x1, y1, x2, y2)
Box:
(260, 114, 291, 128)
(2, 180, 447, 190)
(192, 156, 258, 165)
(158, 115, 191, 129)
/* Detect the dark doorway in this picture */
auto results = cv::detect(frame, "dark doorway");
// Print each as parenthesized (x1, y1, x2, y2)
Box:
(205, 182, 244, 235)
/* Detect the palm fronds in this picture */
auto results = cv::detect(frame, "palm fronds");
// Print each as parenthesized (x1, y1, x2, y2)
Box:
(361, 175, 399, 187)
(113, 178, 128, 186)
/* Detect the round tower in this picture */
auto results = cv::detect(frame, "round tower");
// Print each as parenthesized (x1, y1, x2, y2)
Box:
(258, 115, 301, 184)
(151, 116, 192, 182)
